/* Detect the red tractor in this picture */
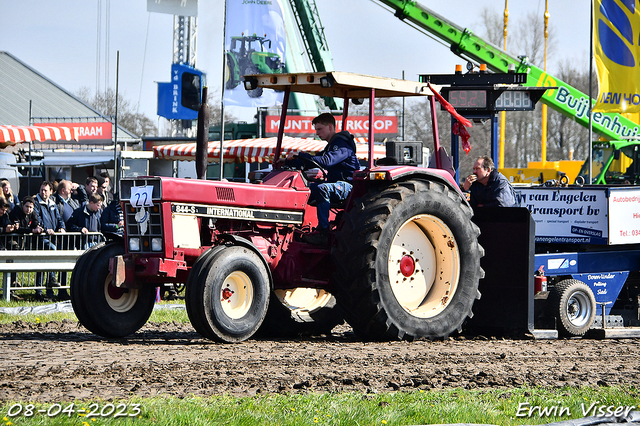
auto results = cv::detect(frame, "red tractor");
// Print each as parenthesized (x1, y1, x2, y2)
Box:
(70, 72, 484, 342)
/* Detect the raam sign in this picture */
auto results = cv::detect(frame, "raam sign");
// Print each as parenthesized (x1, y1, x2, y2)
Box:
(34, 122, 113, 145)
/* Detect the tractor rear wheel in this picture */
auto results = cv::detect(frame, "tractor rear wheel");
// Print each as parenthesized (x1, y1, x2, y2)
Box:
(186, 245, 270, 343)
(258, 288, 344, 337)
(71, 243, 156, 338)
(550, 279, 596, 337)
(225, 53, 238, 90)
(332, 179, 483, 340)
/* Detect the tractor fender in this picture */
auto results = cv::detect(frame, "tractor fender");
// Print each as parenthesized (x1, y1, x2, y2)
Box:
(219, 234, 274, 291)
(378, 167, 468, 205)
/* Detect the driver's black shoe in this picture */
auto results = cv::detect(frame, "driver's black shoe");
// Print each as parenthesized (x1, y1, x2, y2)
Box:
(302, 229, 329, 246)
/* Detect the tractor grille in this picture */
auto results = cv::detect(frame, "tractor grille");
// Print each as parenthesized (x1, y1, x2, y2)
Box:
(216, 187, 235, 201)
(124, 202, 163, 253)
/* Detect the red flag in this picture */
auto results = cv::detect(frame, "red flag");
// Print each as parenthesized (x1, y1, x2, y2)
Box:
(452, 121, 471, 154)
(428, 82, 473, 153)
(428, 83, 473, 127)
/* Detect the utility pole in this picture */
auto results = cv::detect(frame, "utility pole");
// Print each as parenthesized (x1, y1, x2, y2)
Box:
(171, 15, 198, 137)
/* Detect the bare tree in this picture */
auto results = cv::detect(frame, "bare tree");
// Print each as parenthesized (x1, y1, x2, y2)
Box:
(76, 87, 158, 137)
(477, 7, 563, 168)
(206, 90, 238, 127)
(479, 7, 505, 46)
(546, 59, 594, 161)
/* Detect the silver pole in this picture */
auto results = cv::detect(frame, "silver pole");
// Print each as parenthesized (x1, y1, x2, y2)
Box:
(402, 70, 405, 141)
(114, 51, 120, 190)
(588, 0, 593, 183)
(219, 0, 228, 181)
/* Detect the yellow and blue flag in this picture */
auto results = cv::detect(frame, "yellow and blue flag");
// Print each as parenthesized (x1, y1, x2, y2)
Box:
(594, 0, 640, 113)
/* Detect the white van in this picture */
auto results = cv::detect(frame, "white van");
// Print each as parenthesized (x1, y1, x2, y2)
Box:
(0, 152, 20, 195)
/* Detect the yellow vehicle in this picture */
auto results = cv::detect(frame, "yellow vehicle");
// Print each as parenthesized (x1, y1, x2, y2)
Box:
(502, 140, 639, 185)
(501, 160, 583, 185)
(579, 140, 640, 185)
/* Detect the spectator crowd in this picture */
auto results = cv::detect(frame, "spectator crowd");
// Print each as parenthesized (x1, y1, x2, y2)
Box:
(0, 172, 124, 302)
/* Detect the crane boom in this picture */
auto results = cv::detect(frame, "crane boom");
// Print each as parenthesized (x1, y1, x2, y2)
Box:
(287, 0, 340, 110)
(375, 0, 640, 141)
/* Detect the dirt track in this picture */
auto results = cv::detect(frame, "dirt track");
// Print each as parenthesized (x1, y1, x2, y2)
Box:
(1, 320, 640, 402)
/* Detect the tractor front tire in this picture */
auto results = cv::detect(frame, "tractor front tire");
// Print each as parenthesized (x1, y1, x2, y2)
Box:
(550, 279, 596, 337)
(71, 243, 156, 338)
(70, 242, 107, 325)
(186, 245, 270, 343)
(332, 179, 483, 341)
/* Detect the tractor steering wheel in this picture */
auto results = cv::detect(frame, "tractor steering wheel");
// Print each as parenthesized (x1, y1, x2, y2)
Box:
(298, 156, 328, 183)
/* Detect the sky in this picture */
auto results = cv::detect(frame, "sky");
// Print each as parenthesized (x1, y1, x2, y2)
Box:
(0, 0, 592, 133)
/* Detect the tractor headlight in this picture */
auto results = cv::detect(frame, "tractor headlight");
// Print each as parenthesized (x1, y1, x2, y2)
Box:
(129, 238, 141, 252)
(151, 238, 163, 252)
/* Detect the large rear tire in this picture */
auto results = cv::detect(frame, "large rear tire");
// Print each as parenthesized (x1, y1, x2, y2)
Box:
(225, 54, 238, 90)
(258, 288, 344, 337)
(71, 243, 156, 338)
(550, 279, 596, 337)
(186, 245, 270, 343)
(332, 179, 483, 340)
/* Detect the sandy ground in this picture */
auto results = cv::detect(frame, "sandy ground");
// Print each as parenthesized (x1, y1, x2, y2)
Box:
(1, 320, 640, 402)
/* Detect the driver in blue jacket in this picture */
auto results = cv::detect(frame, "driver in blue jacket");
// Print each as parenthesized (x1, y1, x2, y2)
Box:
(280, 113, 359, 245)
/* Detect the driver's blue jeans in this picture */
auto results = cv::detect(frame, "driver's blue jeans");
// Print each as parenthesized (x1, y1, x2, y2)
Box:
(309, 181, 352, 230)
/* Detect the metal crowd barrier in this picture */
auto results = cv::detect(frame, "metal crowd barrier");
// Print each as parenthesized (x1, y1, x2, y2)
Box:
(0, 232, 106, 301)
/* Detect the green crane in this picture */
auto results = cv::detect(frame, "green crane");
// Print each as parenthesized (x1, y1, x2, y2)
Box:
(375, 0, 639, 141)
(287, 0, 341, 111)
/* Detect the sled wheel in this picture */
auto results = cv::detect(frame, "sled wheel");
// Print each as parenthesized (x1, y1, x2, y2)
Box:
(332, 179, 483, 340)
(258, 288, 344, 337)
(551, 279, 596, 337)
(186, 245, 270, 343)
(71, 243, 155, 338)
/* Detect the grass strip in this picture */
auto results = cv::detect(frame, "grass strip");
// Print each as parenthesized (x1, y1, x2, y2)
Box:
(1, 386, 639, 426)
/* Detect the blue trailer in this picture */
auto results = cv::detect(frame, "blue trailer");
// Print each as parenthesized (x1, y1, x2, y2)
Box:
(522, 185, 640, 338)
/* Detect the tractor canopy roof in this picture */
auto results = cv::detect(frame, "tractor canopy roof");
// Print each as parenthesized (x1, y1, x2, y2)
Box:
(244, 71, 441, 100)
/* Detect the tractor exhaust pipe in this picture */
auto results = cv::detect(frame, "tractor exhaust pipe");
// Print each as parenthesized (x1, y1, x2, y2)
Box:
(196, 86, 210, 180)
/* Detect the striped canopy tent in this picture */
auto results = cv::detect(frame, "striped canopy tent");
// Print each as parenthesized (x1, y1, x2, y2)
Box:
(153, 136, 387, 164)
(0, 125, 80, 148)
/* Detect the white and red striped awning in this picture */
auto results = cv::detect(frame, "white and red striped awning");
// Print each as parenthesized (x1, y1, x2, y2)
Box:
(0, 125, 80, 148)
(153, 136, 387, 164)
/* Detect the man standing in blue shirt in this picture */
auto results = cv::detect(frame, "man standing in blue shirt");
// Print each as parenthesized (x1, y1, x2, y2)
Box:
(280, 113, 359, 245)
(34, 181, 67, 301)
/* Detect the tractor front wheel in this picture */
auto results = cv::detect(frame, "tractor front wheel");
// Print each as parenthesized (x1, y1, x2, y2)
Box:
(244, 66, 263, 98)
(186, 246, 270, 343)
(332, 179, 483, 340)
(71, 243, 156, 338)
